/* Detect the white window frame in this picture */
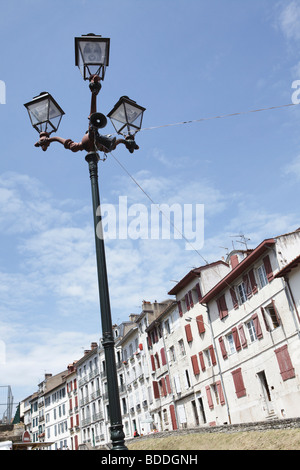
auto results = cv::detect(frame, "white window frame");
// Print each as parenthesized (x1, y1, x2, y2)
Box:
(237, 282, 247, 304)
(226, 333, 236, 355)
(246, 319, 257, 343)
(257, 264, 268, 288)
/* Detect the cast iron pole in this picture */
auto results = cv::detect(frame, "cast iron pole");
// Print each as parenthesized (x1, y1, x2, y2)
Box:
(85, 151, 127, 451)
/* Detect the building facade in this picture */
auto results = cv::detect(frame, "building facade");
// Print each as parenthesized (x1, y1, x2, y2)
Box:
(20, 229, 300, 448)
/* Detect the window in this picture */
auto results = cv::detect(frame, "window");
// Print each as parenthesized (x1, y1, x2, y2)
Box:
(275, 345, 295, 381)
(257, 264, 268, 288)
(231, 368, 246, 398)
(164, 319, 171, 334)
(169, 345, 176, 362)
(178, 339, 186, 356)
(265, 303, 281, 329)
(237, 282, 247, 304)
(204, 349, 211, 366)
(226, 333, 236, 354)
(246, 319, 257, 343)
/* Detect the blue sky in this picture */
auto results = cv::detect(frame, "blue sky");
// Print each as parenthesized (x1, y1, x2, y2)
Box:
(0, 0, 300, 407)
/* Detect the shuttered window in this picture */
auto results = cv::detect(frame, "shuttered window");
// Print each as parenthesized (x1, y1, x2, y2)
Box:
(238, 324, 248, 348)
(230, 288, 238, 310)
(199, 351, 206, 371)
(275, 345, 295, 381)
(185, 324, 193, 342)
(165, 375, 172, 394)
(209, 345, 217, 365)
(217, 294, 228, 319)
(196, 315, 205, 334)
(188, 290, 194, 308)
(191, 355, 200, 376)
(206, 386, 214, 409)
(153, 381, 160, 399)
(232, 327, 242, 351)
(185, 293, 190, 311)
(248, 268, 258, 294)
(251, 312, 263, 339)
(263, 255, 274, 282)
(170, 404, 178, 430)
(196, 283, 202, 301)
(177, 300, 183, 317)
(216, 380, 225, 405)
(219, 336, 228, 359)
(160, 347, 167, 366)
(150, 355, 156, 371)
(232, 368, 246, 398)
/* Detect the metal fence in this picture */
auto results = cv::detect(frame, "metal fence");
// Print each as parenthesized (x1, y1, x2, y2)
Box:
(0, 385, 14, 424)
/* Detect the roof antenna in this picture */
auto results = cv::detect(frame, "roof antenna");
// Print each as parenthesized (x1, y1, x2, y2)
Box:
(230, 234, 250, 250)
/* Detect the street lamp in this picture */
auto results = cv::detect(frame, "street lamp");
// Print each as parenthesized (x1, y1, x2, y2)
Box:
(24, 33, 146, 451)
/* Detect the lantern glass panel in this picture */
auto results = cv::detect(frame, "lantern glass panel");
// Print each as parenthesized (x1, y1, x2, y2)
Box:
(108, 98, 145, 136)
(24, 93, 64, 134)
(75, 36, 110, 80)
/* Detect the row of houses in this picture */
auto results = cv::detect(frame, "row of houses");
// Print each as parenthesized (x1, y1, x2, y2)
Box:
(20, 228, 300, 449)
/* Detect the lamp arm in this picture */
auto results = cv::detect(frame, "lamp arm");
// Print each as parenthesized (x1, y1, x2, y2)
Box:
(34, 135, 85, 152)
(113, 137, 139, 154)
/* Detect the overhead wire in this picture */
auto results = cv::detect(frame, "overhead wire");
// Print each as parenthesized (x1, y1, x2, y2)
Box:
(106, 101, 297, 307)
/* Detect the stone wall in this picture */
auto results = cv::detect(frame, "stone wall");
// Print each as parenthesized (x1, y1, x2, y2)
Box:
(0, 423, 25, 442)
(126, 417, 300, 445)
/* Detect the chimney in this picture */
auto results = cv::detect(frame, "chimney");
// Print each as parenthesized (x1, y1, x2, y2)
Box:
(45, 373, 52, 380)
(91, 342, 98, 350)
(84, 350, 90, 355)
(129, 314, 139, 323)
(230, 254, 239, 269)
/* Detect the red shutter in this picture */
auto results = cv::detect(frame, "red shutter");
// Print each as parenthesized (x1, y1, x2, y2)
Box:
(147, 334, 152, 348)
(188, 290, 194, 308)
(209, 345, 217, 365)
(185, 324, 193, 342)
(196, 283, 202, 301)
(70, 416, 73, 428)
(206, 386, 214, 409)
(177, 300, 183, 317)
(232, 368, 246, 398)
(263, 255, 273, 282)
(67, 383, 69, 394)
(199, 351, 206, 371)
(161, 378, 167, 396)
(248, 269, 258, 294)
(153, 327, 158, 343)
(216, 380, 225, 405)
(153, 381, 160, 399)
(151, 355, 156, 371)
(232, 327, 241, 351)
(275, 345, 295, 381)
(76, 414, 79, 426)
(75, 396, 78, 408)
(74, 379, 77, 390)
(169, 404, 178, 430)
(191, 355, 200, 375)
(261, 307, 270, 332)
(219, 336, 228, 359)
(252, 313, 263, 339)
(230, 288, 238, 310)
(238, 324, 247, 348)
(74, 435, 78, 450)
(160, 347, 167, 365)
(165, 375, 172, 394)
(196, 315, 205, 334)
(69, 398, 73, 410)
(217, 294, 228, 319)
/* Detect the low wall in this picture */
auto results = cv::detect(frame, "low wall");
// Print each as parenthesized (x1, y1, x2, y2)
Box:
(126, 417, 300, 445)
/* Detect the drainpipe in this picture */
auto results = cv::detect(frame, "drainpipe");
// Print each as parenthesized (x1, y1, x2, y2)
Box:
(283, 276, 300, 338)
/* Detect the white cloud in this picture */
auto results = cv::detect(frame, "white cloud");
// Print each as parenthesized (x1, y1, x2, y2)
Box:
(283, 154, 300, 180)
(278, 1, 300, 41)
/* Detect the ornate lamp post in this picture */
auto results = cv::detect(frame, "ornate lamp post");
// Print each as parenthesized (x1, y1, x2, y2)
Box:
(24, 33, 146, 451)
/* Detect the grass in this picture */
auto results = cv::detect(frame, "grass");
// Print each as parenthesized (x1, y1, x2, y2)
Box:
(127, 428, 300, 450)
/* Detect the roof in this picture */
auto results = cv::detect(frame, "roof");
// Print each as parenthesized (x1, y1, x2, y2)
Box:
(200, 238, 276, 304)
(274, 255, 300, 278)
(168, 261, 228, 296)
